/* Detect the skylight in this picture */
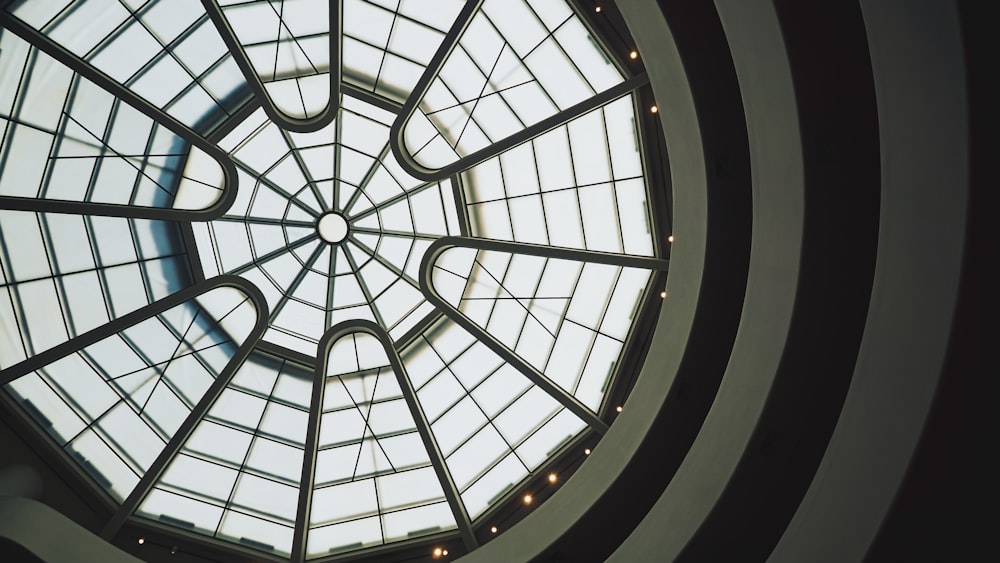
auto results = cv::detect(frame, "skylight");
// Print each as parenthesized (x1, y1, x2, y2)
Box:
(0, 1, 666, 561)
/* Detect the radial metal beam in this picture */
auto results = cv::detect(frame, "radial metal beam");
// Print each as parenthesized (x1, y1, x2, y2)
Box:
(0, 10, 239, 221)
(292, 320, 477, 562)
(95, 276, 269, 540)
(201, 0, 340, 133)
(419, 237, 670, 434)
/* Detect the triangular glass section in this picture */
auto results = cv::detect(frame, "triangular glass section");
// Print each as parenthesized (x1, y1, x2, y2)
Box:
(136, 351, 313, 557)
(428, 245, 654, 411)
(0, 32, 227, 213)
(399, 0, 625, 170)
(2, 285, 258, 503)
(400, 316, 588, 519)
(307, 331, 456, 557)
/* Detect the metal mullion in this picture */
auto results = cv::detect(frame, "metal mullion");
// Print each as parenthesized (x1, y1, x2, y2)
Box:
(116, 2, 210, 99)
(342, 361, 397, 482)
(449, 176, 471, 237)
(597, 104, 630, 254)
(342, 244, 388, 328)
(522, 5, 606, 100)
(372, 6, 401, 94)
(450, 40, 509, 150)
(32, 214, 75, 355)
(128, 110, 165, 207)
(324, 246, 337, 330)
(217, 215, 314, 229)
(291, 322, 332, 562)
(66, 108, 178, 204)
(347, 176, 421, 223)
(471, 173, 645, 206)
(350, 235, 410, 285)
(496, 255, 558, 342)
(0, 11, 239, 221)
(333, 118, 345, 211)
(212, 359, 284, 537)
(279, 128, 329, 212)
(228, 232, 316, 276)
(127, 217, 159, 307)
(340, 82, 403, 114)
(99, 279, 269, 540)
(392, 308, 443, 350)
(37, 61, 79, 201)
(265, 0, 322, 76)
(351, 226, 436, 241)
(234, 154, 320, 219)
(268, 242, 325, 323)
(200, 0, 338, 133)
(546, 254, 587, 352)
(136, 306, 206, 416)
(424, 347, 531, 474)
(340, 144, 392, 216)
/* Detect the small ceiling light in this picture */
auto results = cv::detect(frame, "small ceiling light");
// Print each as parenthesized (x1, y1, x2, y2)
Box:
(548, 472, 558, 483)
(170, 547, 178, 555)
(595, 5, 602, 12)
(650, 105, 659, 113)
(629, 50, 638, 60)
(137, 538, 145, 545)
(523, 493, 534, 505)
(443, 550, 449, 556)
(660, 291, 667, 298)
(584, 448, 592, 455)
(433, 547, 443, 558)
(616, 405, 623, 412)
(491, 526, 498, 534)
(668, 235, 674, 243)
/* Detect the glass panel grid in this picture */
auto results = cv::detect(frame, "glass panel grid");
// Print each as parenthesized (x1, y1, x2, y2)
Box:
(307, 331, 456, 558)
(3, 285, 257, 502)
(8, 0, 250, 131)
(342, 0, 465, 102)
(401, 0, 624, 170)
(138, 350, 311, 556)
(402, 317, 586, 519)
(0, 210, 191, 369)
(0, 32, 225, 210)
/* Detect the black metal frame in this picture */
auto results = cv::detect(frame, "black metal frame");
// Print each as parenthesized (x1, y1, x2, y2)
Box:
(0, 0, 675, 560)
(418, 236, 669, 435)
(0, 9, 240, 221)
(201, 0, 341, 133)
(0, 275, 269, 536)
(293, 319, 476, 563)
(387, 0, 649, 182)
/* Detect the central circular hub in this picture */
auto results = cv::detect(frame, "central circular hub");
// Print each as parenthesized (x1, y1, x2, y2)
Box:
(317, 212, 349, 243)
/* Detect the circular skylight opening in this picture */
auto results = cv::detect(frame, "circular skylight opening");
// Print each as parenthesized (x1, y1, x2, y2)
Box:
(316, 212, 348, 244)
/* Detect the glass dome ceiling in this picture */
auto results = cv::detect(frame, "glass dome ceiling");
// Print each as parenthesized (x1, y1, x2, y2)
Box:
(0, 0, 669, 561)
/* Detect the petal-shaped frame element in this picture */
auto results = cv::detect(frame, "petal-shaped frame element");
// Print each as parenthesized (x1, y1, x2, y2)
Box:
(201, 0, 340, 133)
(294, 319, 476, 563)
(389, 0, 648, 182)
(0, 275, 268, 538)
(0, 10, 240, 221)
(420, 236, 669, 434)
